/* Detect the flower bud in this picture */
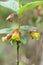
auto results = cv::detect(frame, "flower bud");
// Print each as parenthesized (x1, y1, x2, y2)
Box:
(6, 13, 14, 22)
(6, 34, 12, 40)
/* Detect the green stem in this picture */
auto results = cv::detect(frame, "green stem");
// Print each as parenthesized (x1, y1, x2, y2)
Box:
(17, 42, 19, 65)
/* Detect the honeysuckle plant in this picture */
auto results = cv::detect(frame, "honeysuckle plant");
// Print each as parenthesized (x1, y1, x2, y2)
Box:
(0, 0, 43, 65)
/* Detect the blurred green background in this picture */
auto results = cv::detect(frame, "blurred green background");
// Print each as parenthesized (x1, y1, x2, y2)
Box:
(0, 0, 43, 65)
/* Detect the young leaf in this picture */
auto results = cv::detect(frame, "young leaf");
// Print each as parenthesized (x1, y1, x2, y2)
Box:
(18, 1, 43, 15)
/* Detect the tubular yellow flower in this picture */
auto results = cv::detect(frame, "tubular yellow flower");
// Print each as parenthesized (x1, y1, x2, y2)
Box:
(11, 29, 21, 41)
(2, 37, 7, 42)
(33, 32, 40, 40)
(12, 32, 20, 41)
(30, 32, 40, 40)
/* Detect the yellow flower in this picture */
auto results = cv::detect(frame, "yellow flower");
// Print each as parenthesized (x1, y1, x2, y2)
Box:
(30, 32, 40, 40)
(2, 37, 7, 42)
(12, 32, 20, 41)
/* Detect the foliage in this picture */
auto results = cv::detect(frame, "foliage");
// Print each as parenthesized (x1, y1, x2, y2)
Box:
(0, 0, 43, 44)
(0, 0, 43, 65)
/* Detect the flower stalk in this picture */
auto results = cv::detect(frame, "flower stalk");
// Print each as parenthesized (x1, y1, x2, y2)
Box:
(17, 41, 19, 65)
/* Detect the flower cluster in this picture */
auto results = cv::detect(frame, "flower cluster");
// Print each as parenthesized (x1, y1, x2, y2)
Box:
(2, 29, 40, 44)
(29, 30, 40, 40)
(2, 29, 21, 42)
(12, 29, 21, 41)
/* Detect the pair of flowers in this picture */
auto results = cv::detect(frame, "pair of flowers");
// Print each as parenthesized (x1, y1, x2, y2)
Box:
(2, 29, 21, 42)
(2, 29, 40, 42)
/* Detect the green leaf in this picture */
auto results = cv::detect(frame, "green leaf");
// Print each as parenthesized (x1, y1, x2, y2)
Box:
(20, 25, 37, 31)
(0, 27, 17, 34)
(0, 28, 10, 34)
(20, 36, 27, 44)
(0, 0, 19, 13)
(0, 25, 37, 34)
(18, 1, 43, 15)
